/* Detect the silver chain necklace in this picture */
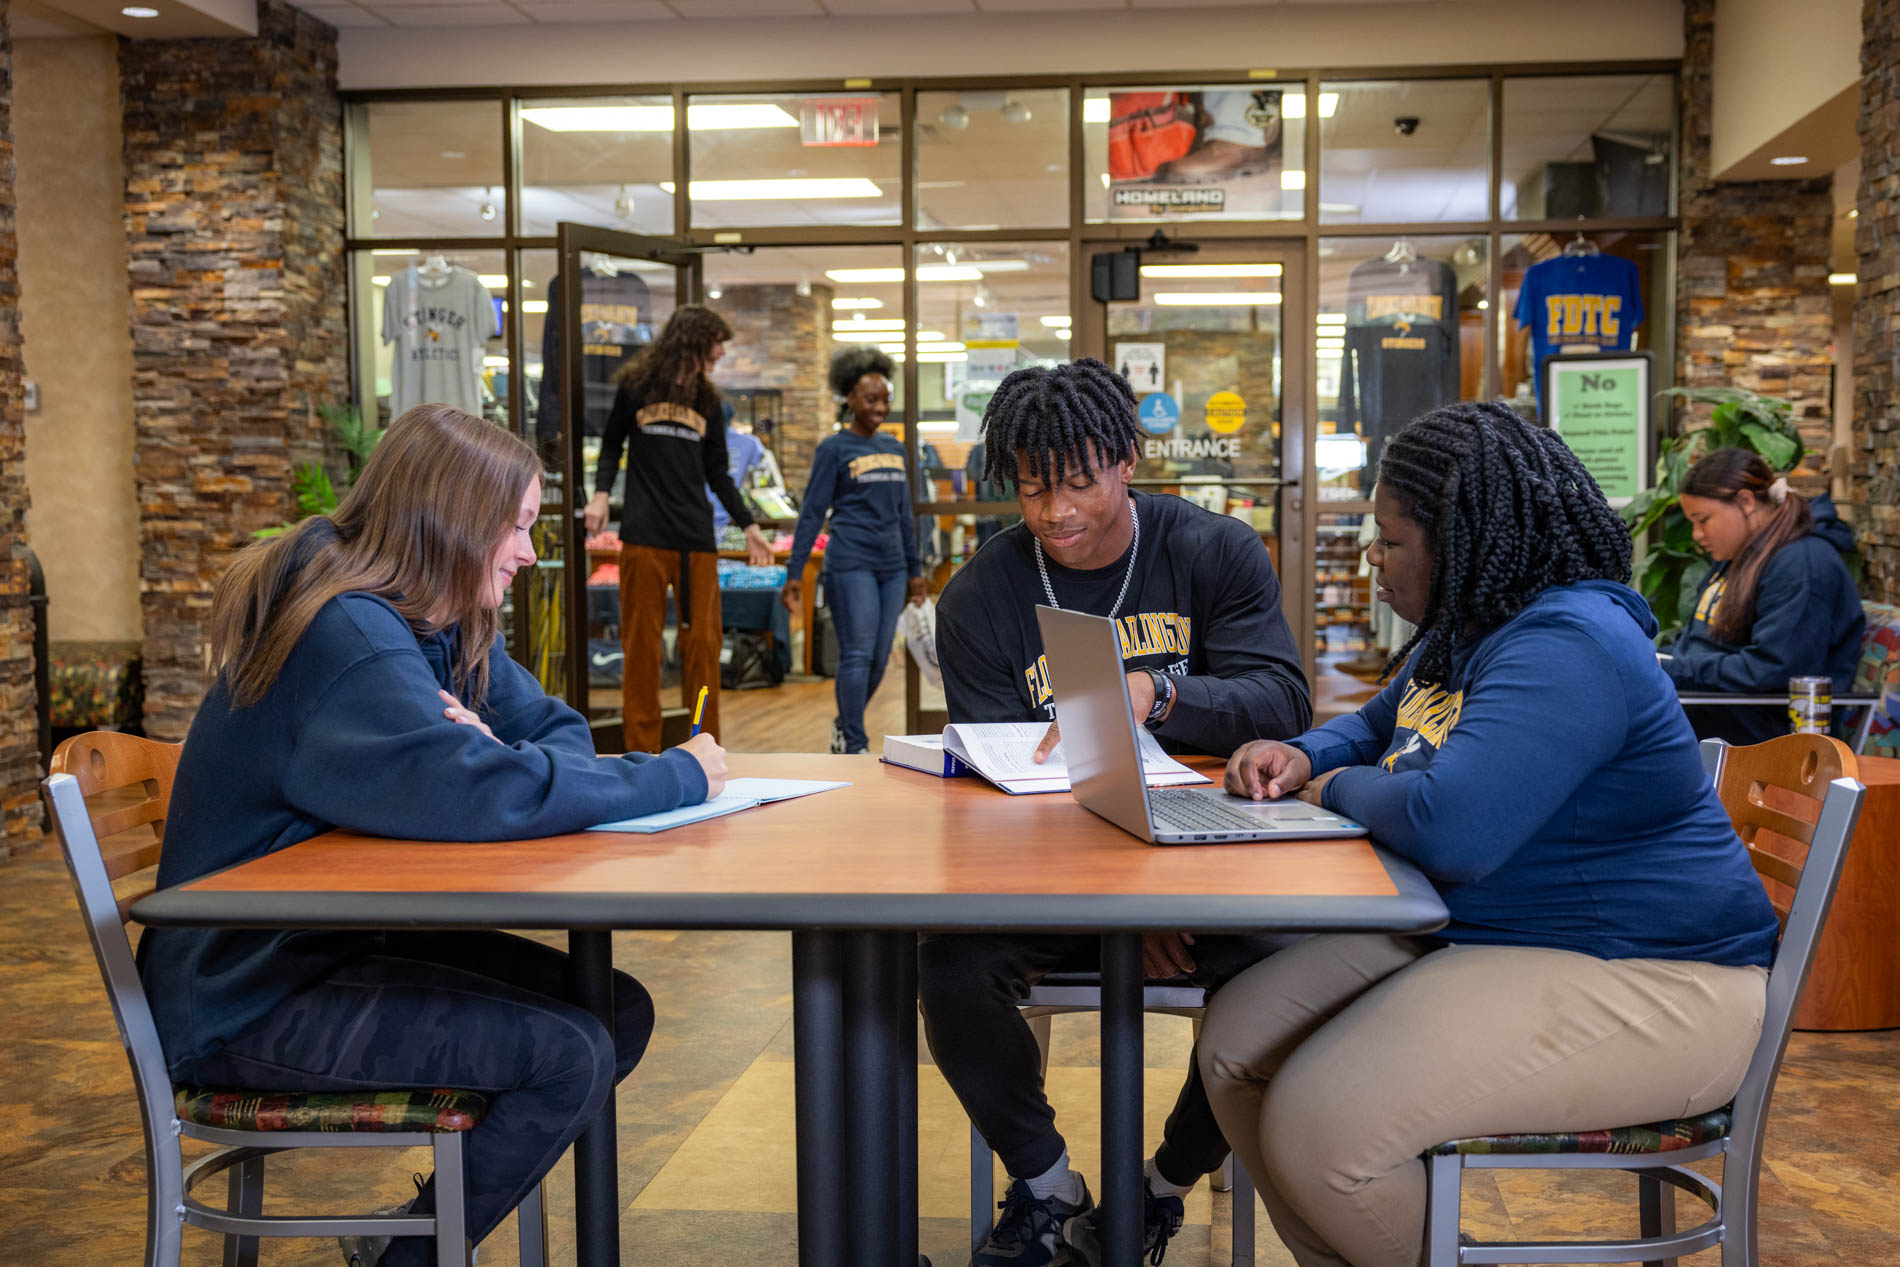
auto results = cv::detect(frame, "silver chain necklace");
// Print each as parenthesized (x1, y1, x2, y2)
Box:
(1035, 497, 1140, 620)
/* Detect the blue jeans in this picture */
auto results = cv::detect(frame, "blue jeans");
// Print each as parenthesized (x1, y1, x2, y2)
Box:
(825, 567, 908, 753)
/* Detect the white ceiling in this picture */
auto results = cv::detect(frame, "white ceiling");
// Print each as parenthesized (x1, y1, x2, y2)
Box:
(292, 0, 1438, 30)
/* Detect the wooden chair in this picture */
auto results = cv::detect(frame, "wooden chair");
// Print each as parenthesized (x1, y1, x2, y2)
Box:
(44, 731, 547, 1267)
(1421, 733, 1866, 1266)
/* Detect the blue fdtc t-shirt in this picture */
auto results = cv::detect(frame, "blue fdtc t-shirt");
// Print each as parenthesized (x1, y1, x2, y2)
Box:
(787, 428, 922, 579)
(1291, 579, 1778, 968)
(1515, 254, 1643, 417)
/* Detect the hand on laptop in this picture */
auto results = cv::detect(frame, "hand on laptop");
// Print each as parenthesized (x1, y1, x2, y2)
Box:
(1143, 932, 1197, 979)
(1226, 740, 1312, 801)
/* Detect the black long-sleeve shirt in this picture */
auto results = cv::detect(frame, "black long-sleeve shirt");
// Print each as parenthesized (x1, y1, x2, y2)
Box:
(936, 491, 1311, 756)
(595, 380, 753, 553)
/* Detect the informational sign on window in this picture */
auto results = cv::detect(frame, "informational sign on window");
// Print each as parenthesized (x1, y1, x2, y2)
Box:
(801, 98, 880, 147)
(1114, 342, 1167, 394)
(1545, 351, 1652, 506)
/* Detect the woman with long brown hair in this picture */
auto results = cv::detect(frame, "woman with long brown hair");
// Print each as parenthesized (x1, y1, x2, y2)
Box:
(141, 404, 725, 1267)
(1665, 446, 1864, 743)
(584, 304, 773, 752)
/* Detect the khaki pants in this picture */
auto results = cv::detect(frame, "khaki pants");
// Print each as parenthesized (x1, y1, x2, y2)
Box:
(1198, 935, 1767, 1267)
(620, 544, 722, 754)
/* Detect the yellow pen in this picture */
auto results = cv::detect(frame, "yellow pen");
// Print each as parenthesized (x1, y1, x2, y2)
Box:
(690, 685, 709, 737)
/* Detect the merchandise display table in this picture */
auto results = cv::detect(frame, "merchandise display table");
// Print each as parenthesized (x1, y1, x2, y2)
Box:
(134, 753, 1448, 1267)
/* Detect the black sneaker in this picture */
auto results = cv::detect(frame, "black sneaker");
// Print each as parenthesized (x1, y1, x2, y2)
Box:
(1062, 1180, 1185, 1267)
(828, 717, 848, 755)
(971, 1177, 1092, 1266)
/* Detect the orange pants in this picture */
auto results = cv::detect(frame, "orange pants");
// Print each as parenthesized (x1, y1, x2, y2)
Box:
(620, 544, 722, 753)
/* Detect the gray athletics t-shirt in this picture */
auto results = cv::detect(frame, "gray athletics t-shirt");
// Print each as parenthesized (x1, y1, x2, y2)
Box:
(382, 265, 493, 416)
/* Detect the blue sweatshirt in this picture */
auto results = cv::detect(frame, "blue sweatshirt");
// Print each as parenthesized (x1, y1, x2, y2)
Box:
(786, 429, 921, 579)
(1293, 580, 1778, 967)
(1665, 525, 1864, 745)
(138, 590, 709, 1075)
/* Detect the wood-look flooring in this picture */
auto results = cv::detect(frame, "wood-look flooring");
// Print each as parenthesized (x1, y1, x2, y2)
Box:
(5, 672, 1899, 1265)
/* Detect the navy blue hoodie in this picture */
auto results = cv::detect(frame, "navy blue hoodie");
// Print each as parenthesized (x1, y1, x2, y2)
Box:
(1665, 511, 1864, 746)
(786, 428, 922, 580)
(138, 590, 708, 1075)
(1295, 580, 1778, 967)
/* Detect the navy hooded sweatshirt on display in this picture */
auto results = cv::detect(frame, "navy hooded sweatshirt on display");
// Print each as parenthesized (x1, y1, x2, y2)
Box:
(1293, 580, 1779, 968)
(137, 588, 709, 1076)
(1664, 508, 1865, 746)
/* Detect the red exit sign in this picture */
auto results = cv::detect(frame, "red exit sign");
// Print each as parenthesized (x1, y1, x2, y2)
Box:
(801, 98, 880, 148)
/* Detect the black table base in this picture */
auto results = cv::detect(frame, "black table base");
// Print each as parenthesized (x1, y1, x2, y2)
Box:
(568, 930, 621, 1267)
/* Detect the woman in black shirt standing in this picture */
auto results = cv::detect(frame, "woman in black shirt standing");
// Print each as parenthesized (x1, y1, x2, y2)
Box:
(584, 305, 772, 752)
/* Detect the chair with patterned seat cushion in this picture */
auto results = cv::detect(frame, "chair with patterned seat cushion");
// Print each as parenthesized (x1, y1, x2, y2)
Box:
(44, 731, 547, 1267)
(1421, 734, 1865, 1267)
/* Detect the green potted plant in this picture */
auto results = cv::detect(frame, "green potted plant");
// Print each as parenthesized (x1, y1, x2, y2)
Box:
(1619, 386, 1805, 641)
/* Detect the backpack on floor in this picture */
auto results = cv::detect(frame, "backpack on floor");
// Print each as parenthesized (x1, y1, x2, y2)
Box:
(721, 630, 785, 691)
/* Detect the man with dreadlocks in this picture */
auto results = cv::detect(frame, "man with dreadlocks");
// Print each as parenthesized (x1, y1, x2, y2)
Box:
(1200, 401, 1779, 1267)
(925, 357, 1310, 1267)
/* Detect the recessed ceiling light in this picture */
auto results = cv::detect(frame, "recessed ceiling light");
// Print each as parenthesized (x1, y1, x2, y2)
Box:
(122, 5, 159, 15)
(1830, 272, 1858, 285)
(1769, 155, 1808, 166)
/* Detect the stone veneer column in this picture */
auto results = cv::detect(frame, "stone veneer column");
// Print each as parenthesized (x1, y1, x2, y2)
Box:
(1676, 0, 1837, 492)
(120, 0, 344, 740)
(0, 0, 36, 854)
(1855, 0, 1900, 598)
(718, 282, 835, 498)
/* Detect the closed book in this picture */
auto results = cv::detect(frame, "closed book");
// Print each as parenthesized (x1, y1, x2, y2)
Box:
(880, 733, 969, 777)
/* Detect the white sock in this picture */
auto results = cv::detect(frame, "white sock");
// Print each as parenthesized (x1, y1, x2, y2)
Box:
(1023, 1153, 1086, 1206)
(1144, 1157, 1194, 1198)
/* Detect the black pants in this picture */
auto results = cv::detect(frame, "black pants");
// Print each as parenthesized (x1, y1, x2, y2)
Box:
(918, 933, 1290, 1188)
(185, 931, 653, 1267)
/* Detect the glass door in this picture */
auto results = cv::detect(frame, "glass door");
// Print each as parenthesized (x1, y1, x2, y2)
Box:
(521, 223, 700, 748)
(1075, 240, 1314, 685)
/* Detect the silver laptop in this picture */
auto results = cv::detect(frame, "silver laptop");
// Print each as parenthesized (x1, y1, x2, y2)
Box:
(1035, 605, 1367, 845)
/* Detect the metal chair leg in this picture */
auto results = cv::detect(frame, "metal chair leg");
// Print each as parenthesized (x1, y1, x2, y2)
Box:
(517, 1182, 549, 1267)
(1030, 1012, 1053, 1080)
(222, 1152, 265, 1267)
(1230, 1160, 1255, 1267)
(971, 1128, 994, 1250)
(1720, 1144, 1757, 1267)
(1639, 1171, 1678, 1267)
(1213, 1153, 1234, 1194)
(433, 1134, 469, 1267)
(1425, 1153, 1464, 1267)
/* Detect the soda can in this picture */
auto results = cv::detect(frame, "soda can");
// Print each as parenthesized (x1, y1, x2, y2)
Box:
(1788, 676, 1831, 735)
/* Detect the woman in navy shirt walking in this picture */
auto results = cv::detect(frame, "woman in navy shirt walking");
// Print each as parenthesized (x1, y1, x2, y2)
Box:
(782, 347, 926, 753)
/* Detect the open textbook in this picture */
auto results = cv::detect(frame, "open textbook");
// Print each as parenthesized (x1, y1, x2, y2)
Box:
(881, 721, 1208, 796)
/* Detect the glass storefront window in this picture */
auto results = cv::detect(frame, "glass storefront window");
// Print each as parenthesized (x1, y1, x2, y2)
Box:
(1083, 85, 1305, 223)
(1315, 234, 1487, 501)
(518, 96, 675, 237)
(351, 248, 510, 430)
(1502, 75, 1673, 220)
(1499, 229, 1667, 423)
(688, 92, 901, 229)
(915, 89, 1070, 230)
(348, 100, 504, 239)
(1319, 80, 1489, 224)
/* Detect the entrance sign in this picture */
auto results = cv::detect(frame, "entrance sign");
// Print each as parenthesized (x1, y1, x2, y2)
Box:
(1115, 342, 1167, 393)
(1545, 352, 1652, 506)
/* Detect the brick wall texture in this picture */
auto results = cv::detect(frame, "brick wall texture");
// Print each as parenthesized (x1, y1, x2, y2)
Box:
(1856, 0, 1900, 599)
(120, 0, 345, 740)
(718, 283, 835, 498)
(1676, 0, 1837, 499)
(0, 0, 38, 856)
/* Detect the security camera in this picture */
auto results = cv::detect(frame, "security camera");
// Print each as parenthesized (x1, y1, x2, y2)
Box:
(1394, 116, 1420, 137)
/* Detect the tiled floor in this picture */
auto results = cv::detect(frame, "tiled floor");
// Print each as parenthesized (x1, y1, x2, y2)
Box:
(7, 672, 1900, 1265)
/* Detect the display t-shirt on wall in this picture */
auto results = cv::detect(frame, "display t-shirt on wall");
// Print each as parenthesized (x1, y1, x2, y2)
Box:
(382, 264, 493, 417)
(535, 266, 654, 443)
(1338, 254, 1461, 493)
(1514, 253, 1643, 418)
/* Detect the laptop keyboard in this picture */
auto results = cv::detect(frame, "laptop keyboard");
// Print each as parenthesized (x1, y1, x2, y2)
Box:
(1150, 789, 1300, 834)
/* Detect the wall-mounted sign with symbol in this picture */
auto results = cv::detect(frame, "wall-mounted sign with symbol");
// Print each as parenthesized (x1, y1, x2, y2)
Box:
(1114, 342, 1167, 394)
(1204, 390, 1247, 435)
(1137, 391, 1181, 436)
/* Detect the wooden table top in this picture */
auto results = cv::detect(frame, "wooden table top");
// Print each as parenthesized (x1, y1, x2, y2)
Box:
(133, 754, 1447, 936)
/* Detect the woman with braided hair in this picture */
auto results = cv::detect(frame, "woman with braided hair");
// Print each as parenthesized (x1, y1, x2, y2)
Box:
(782, 346, 925, 754)
(1664, 446, 1863, 744)
(1200, 400, 1779, 1267)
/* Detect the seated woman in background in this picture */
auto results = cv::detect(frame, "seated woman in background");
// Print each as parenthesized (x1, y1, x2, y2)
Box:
(782, 346, 926, 754)
(1665, 446, 1864, 744)
(138, 404, 725, 1267)
(1201, 402, 1779, 1267)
